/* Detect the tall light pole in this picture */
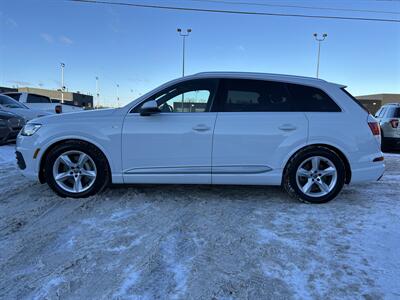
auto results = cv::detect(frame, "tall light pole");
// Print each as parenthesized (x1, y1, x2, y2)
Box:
(177, 28, 192, 111)
(177, 28, 192, 77)
(116, 84, 120, 108)
(60, 63, 65, 103)
(95, 76, 99, 109)
(313, 33, 327, 79)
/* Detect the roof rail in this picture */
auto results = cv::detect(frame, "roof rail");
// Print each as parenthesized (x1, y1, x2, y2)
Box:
(193, 71, 326, 82)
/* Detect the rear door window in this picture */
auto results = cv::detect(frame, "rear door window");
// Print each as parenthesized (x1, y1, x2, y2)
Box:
(394, 108, 400, 118)
(215, 79, 293, 112)
(389, 107, 400, 118)
(215, 79, 341, 112)
(27, 94, 51, 103)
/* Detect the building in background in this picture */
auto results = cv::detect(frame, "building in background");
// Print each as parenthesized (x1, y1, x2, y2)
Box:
(15, 87, 93, 108)
(356, 94, 400, 115)
(0, 86, 18, 93)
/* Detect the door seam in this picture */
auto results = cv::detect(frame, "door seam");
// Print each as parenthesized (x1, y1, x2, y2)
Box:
(210, 112, 218, 184)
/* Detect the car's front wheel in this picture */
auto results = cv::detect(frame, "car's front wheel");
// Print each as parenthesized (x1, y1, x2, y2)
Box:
(44, 141, 110, 198)
(283, 146, 345, 204)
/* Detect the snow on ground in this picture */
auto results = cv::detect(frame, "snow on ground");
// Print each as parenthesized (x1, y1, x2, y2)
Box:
(0, 145, 399, 299)
(0, 144, 16, 166)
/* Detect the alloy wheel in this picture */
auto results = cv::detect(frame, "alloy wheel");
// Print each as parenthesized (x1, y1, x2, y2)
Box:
(295, 156, 337, 198)
(52, 150, 97, 193)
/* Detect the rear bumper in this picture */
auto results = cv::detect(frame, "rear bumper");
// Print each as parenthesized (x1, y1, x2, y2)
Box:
(351, 161, 385, 184)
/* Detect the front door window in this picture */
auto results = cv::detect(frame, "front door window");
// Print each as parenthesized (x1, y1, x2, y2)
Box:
(134, 79, 217, 113)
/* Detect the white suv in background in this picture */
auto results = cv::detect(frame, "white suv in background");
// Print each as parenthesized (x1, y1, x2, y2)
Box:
(16, 72, 384, 203)
(3, 92, 83, 114)
(374, 103, 400, 151)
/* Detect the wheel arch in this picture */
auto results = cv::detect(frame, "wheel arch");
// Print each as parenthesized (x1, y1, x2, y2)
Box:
(283, 144, 352, 185)
(38, 138, 111, 184)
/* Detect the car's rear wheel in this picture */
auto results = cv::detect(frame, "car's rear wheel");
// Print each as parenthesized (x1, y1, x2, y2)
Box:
(283, 146, 345, 204)
(45, 141, 110, 198)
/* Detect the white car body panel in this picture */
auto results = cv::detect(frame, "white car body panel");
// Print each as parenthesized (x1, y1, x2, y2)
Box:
(17, 109, 125, 183)
(16, 72, 385, 190)
(122, 112, 217, 184)
(212, 112, 308, 185)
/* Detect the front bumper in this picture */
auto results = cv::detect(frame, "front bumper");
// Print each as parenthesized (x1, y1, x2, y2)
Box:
(15, 135, 40, 181)
(15, 151, 26, 170)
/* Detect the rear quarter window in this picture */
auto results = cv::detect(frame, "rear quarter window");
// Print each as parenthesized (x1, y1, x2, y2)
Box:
(340, 88, 369, 113)
(287, 84, 341, 112)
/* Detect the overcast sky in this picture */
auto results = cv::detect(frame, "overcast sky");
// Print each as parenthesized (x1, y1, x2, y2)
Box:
(0, 0, 399, 106)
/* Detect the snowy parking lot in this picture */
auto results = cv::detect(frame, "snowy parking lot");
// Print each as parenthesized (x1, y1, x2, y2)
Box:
(0, 144, 399, 299)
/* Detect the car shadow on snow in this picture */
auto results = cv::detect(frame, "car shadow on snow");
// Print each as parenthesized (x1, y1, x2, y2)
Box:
(108, 183, 296, 203)
(105, 183, 367, 206)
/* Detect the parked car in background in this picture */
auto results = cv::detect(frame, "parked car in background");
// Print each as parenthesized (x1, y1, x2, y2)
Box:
(2, 92, 83, 114)
(0, 110, 25, 145)
(375, 103, 400, 151)
(0, 94, 52, 121)
(16, 72, 384, 203)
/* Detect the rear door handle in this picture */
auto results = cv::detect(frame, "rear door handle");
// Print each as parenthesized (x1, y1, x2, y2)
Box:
(279, 124, 297, 131)
(193, 124, 210, 132)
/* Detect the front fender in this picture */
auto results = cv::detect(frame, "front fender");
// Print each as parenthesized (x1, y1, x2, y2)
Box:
(33, 124, 121, 180)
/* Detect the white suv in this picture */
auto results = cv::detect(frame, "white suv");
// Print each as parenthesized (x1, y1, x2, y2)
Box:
(374, 103, 400, 151)
(16, 72, 385, 203)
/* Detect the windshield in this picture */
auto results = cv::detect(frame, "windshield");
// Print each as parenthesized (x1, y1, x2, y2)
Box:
(0, 94, 28, 109)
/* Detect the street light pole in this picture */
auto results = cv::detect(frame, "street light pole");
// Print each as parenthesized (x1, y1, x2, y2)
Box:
(116, 84, 120, 108)
(313, 33, 327, 79)
(177, 28, 192, 77)
(60, 63, 65, 103)
(95, 76, 99, 109)
(177, 28, 192, 111)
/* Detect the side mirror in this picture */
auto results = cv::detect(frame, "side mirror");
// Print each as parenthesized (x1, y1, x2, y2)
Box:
(55, 105, 62, 114)
(140, 100, 160, 116)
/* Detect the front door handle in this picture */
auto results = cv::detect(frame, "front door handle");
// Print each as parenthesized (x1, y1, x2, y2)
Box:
(279, 124, 297, 131)
(193, 124, 210, 132)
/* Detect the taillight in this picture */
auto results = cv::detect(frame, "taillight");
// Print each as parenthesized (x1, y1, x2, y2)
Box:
(390, 119, 399, 128)
(368, 122, 380, 136)
(55, 105, 62, 114)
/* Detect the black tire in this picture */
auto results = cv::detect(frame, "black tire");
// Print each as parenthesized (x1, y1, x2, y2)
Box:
(44, 140, 110, 198)
(283, 146, 345, 204)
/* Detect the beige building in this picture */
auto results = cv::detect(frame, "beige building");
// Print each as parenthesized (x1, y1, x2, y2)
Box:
(356, 94, 400, 115)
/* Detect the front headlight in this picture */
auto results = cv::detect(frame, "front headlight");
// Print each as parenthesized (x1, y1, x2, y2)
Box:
(21, 123, 42, 136)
